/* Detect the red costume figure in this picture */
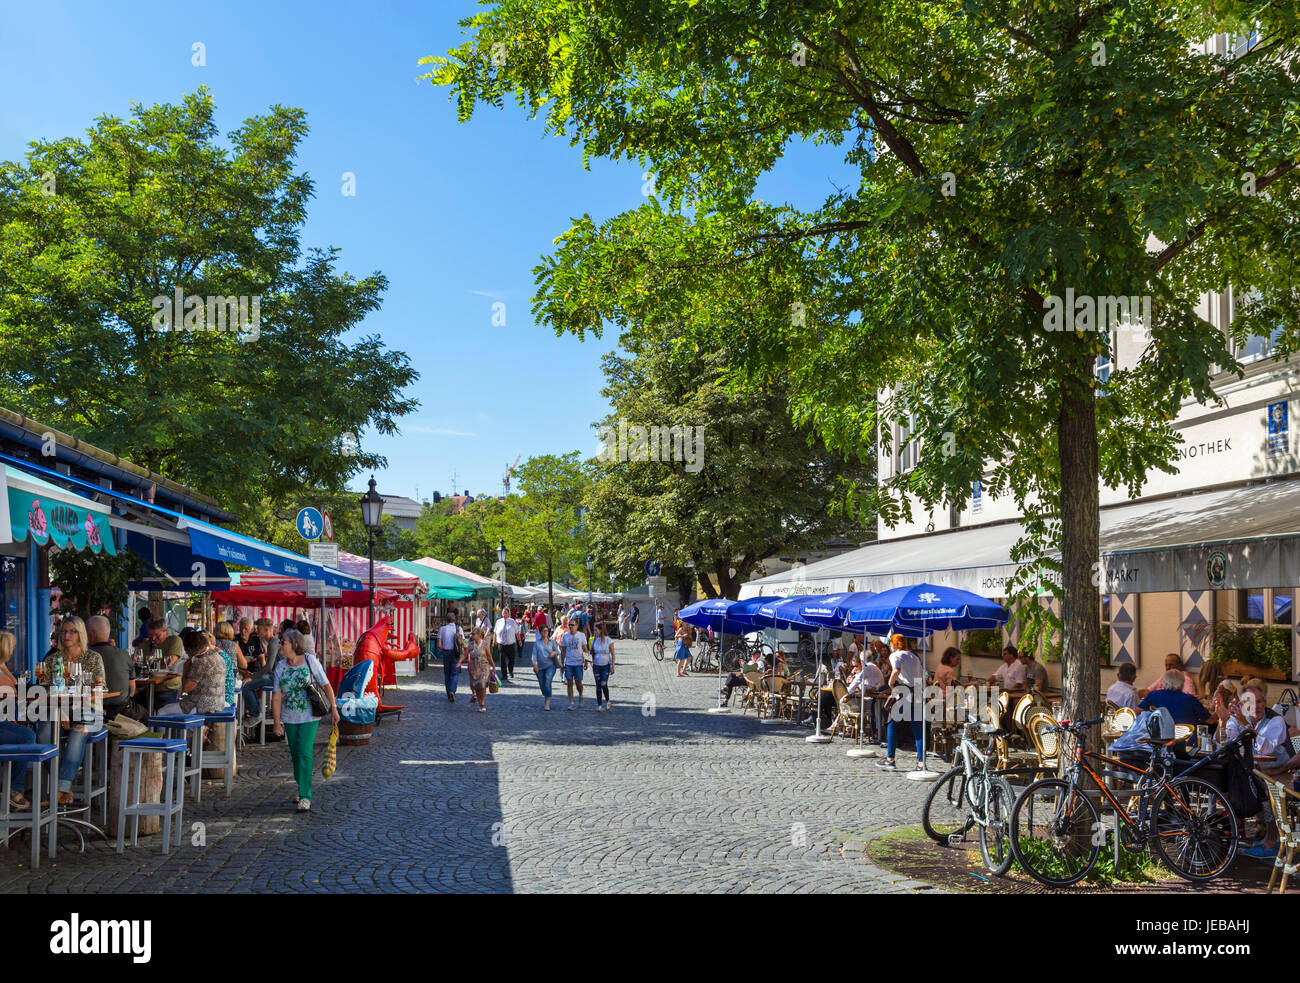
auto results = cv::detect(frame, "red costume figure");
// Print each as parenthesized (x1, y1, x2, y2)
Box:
(351, 612, 419, 713)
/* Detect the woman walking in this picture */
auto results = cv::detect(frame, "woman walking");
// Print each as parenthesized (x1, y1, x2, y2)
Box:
(271, 629, 339, 813)
(674, 620, 693, 678)
(531, 624, 560, 710)
(591, 623, 616, 711)
(468, 628, 496, 712)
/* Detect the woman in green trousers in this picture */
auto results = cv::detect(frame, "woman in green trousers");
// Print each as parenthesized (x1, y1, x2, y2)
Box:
(272, 629, 339, 813)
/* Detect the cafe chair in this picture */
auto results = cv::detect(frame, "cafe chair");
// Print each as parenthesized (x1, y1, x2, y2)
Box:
(836, 690, 862, 741)
(1172, 723, 1195, 741)
(1112, 707, 1137, 732)
(115, 738, 187, 855)
(1026, 711, 1060, 769)
(0, 743, 59, 869)
(148, 714, 206, 803)
(1253, 770, 1300, 894)
(739, 672, 762, 714)
(77, 727, 110, 827)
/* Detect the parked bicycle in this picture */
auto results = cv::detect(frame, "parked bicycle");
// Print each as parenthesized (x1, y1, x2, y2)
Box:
(1009, 717, 1250, 887)
(651, 624, 666, 662)
(922, 719, 1038, 875)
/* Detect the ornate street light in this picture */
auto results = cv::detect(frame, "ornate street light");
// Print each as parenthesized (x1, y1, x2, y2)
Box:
(360, 476, 384, 627)
(497, 539, 508, 616)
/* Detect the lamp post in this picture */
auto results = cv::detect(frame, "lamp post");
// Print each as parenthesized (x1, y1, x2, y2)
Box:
(497, 539, 507, 620)
(585, 554, 594, 620)
(360, 476, 384, 628)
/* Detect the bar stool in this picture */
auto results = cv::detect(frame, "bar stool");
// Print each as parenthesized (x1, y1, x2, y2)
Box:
(78, 727, 110, 826)
(116, 737, 186, 854)
(0, 743, 59, 868)
(148, 714, 205, 803)
(203, 706, 238, 795)
(246, 680, 275, 745)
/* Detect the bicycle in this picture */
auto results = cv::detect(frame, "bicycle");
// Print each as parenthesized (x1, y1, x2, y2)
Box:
(651, 625, 666, 661)
(922, 719, 1026, 875)
(1009, 717, 1249, 887)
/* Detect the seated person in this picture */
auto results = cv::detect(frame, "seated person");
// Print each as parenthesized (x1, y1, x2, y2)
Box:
(1137, 669, 1211, 726)
(1138, 652, 1196, 698)
(0, 630, 36, 810)
(138, 616, 185, 709)
(934, 647, 960, 693)
(1224, 682, 1287, 761)
(988, 645, 1026, 692)
(156, 631, 228, 716)
(1018, 650, 1049, 693)
(37, 616, 106, 806)
(1105, 662, 1139, 709)
(720, 653, 766, 704)
(87, 614, 147, 723)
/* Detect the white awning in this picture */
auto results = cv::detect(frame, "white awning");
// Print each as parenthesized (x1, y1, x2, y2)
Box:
(741, 477, 1300, 599)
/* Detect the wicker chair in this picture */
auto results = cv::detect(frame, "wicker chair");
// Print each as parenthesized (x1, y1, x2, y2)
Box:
(836, 689, 863, 740)
(1173, 723, 1196, 741)
(759, 674, 788, 719)
(739, 671, 762, 714)
(1254, 769, 1300, 894)
(1112, 707, 1137, 732)
(984, 700, 1037, 770)
(1026, 711, 1060, 768)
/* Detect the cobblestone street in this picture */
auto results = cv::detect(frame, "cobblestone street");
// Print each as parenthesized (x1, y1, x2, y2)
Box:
(0, 639, 940, 894)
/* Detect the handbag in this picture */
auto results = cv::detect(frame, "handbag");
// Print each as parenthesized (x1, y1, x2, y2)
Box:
(488, 670, 500, 695)
(303, 656, 331, 718)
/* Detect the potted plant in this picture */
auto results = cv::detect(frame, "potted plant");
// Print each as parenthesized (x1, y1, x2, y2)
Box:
(962, 628, 1002, 658)
(1210, 621, 1292, 680)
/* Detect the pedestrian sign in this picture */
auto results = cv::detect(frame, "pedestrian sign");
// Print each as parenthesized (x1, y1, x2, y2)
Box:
(644, 560, 661, 577)
(296, 507, 324, 542)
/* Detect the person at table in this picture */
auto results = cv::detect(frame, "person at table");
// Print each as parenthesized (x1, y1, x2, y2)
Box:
(214, 621, 242, 711)
(988, 645, 1026, 692)
(877, 634, 925, 772)
(1137, 670, 1211, 726)
(157, 630, 227, 716)
(934, 647, 961, 694)
(1224, 682, 1287, 761)
(131, 605, 153, 651)
(845, 654, 887, 741)
(37, 615, 106, 807)
(241, 618, 281, 719)
(1208, 680, 1239, 744)
(86, 615, 146, 723)
(141, 616, 185, 708)
(1137, 652, 1196, 698)
(1017, 649, 1049, 693)
(1195, 660, 1224, 703)
(0, 630, 37, 810)
(1105, 662, 1139, 710)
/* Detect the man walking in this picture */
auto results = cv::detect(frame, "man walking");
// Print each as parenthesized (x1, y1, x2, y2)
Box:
(630, 603, 641, 640)
(495, 608, 519, 682)
(559, 617, 588, 710)
(437, 614, 462, 702)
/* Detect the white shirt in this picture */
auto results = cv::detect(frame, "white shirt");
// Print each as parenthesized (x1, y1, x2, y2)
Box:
(1105, 680, 1138, 710)
(991, 659, 1026, 690)
(591, 637, 613, 667)
(1226, 713, 1288, 759)
(655, 607, 665, 625)
(846, 662, 884, 697)
(561, 631, 587, 666)
(436, 623, 459, 651)
(495, 617, 518, 645)
(889, 649, 924, 689)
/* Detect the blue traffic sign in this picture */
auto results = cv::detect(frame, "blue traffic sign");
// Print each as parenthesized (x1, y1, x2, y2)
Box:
(296, 507, 324, 541)
(644, 560, 661, 577)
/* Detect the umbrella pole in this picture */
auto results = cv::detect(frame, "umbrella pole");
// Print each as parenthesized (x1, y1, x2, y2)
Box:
(707, 614, 729, 713)
(907, 628, 940, 781)
(847, 632, 881, 758)
(805, 632, 832, 744)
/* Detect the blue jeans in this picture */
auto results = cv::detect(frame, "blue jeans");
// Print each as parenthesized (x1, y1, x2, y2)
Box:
(0, 720, 36, 793)
(885, 701, 925, 765)
(36, 721, 89, 793)
(535, 663, 556, 699)
(441, 649, 460, 695)
(242, 675, 271, 716)
(592, 665, 611, 704)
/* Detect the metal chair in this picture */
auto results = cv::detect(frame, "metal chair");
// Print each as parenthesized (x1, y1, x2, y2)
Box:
(116, 738, 186, 855)
(148, 714, 205, 802)
(0, 743, 59, 868)
(77, 727, 110, 826)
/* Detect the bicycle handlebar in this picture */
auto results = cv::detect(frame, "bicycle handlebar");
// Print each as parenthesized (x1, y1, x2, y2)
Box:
(1049, 716, 1104, 733)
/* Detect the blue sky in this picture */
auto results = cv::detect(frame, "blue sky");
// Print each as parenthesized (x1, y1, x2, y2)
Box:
(0, 0, 851, 505)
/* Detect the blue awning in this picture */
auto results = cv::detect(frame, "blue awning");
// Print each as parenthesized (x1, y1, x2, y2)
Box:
(175, 516, 363, 591)
(123, 529, 231, 592)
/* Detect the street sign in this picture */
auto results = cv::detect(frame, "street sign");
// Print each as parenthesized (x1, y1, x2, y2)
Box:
(296, 507, 324, 541)
(644, 560, 661, 577)
(308, 541, 341, 598)
(321, 508, 334, 541)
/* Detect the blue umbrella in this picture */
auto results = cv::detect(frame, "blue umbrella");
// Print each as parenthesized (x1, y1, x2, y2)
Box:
(796, 591, 876, 628)
(678, 597, 761, 711)
(843, 583, 1009, 777)
(757, 595, 822, 632)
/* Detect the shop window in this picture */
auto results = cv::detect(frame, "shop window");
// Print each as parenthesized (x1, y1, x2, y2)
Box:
(3, 556, 26, 671)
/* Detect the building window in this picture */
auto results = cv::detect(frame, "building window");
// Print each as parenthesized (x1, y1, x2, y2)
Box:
(2, 556, 26, 672)
(1228, 286, 1283, 365)
(1094, 328, 1117, 388)
(896, 414, 918, 474)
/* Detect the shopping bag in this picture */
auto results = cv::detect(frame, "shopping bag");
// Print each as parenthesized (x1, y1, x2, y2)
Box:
(321, 724, 338, 779)
(488, 671, 499, 695)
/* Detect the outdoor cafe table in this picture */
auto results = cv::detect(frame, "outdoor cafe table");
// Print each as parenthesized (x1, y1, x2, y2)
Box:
(132, 673, 180, 716)
(787, 676, 817, 725)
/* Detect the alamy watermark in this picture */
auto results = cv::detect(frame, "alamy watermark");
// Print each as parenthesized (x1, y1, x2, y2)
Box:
(1042, 288, 1150, 335)
(596, 420, 706, 473)
(151, 289, 261, 341)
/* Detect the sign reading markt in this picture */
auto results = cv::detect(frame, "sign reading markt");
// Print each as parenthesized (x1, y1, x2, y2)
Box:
(307, 541, 341, 598)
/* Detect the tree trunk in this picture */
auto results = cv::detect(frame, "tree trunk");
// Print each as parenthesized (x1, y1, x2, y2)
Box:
(1058, 374, 1100, 750)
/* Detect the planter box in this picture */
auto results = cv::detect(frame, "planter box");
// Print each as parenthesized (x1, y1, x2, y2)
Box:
(1222, 659, 1289, 681)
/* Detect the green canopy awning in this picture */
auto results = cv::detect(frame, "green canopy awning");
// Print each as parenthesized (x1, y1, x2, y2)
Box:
(388, 558, 496, 600)
(4, 465, 116, 555)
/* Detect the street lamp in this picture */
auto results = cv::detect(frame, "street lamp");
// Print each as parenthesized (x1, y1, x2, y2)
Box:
(360, 476, 384, 628)
(497, 539, 507, 618)
(585, 554, 594, 613)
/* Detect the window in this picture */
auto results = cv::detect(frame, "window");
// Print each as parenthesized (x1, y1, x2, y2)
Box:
(1229, 588, 1293, 634)
(1228, 286, 1283, 365)
(896, 414, 919, 474)
(2, 556, 26, 672)
(1094, 328, 1117, 388)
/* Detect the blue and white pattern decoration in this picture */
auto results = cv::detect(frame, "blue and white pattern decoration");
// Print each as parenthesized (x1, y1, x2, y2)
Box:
(1108, 593, 1139, 666)
(1179, 590, 1214, 672)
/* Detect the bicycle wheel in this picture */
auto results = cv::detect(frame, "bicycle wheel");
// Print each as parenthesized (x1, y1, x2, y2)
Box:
(979, 776, 1015, 876)
(1010, 778, 1100, 887)
(1150, 777, 1239, 881)
(922, 767, 974, 845)
(722, 643, 745, 672)
(652, 639, 665, 661)
(692, 647, 711, 673)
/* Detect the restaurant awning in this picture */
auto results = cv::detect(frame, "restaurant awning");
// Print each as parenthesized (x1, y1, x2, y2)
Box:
(175, 516, 363, 591)
(741, 477, 1300, 599)
(385, 558, 493, 600)
(120, 525, 231, 591)
(3, 464, 116, 554)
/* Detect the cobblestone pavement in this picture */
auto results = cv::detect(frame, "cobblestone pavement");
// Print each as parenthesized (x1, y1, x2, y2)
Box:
(0, 639, 941, 893)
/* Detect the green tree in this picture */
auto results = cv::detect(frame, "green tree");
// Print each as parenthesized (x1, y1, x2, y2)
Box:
(426, 0, 1300, 731)
(586, 332, 873, 599)
(414, 495, 506, 576)
(0, 89, 418, 520)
